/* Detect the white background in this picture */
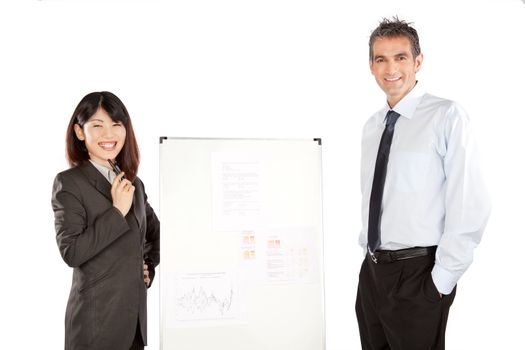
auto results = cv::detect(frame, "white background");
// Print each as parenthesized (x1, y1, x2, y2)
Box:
(0, 0, 523, 349)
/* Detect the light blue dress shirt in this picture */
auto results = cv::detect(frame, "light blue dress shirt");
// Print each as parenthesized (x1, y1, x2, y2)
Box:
(359, 83, 491, 295)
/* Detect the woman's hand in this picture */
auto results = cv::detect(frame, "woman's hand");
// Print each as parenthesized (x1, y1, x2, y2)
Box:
(111, 172, 135, 216)
(143, 261, 151, 287)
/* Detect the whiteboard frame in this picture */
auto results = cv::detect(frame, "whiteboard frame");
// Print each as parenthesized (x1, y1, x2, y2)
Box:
(159, 137, 325, 350)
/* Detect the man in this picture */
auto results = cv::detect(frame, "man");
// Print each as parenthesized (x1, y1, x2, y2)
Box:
(355, 17, 491, 350)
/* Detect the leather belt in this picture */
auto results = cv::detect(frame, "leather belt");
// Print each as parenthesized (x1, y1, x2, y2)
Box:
(369, 246, 437, 264)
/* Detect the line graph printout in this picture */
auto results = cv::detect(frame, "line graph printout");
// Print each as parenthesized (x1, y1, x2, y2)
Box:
(167, 272, 243, 328)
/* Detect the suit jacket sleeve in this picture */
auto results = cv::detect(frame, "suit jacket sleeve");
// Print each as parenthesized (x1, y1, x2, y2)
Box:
(140, 180, 160, 286)
(52, 172, 130, 267)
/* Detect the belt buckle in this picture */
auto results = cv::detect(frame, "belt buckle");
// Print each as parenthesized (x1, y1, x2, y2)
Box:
(368, 247, 378, 264)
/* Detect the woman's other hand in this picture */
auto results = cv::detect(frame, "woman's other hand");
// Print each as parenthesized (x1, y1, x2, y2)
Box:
(143, 261, 151, 287)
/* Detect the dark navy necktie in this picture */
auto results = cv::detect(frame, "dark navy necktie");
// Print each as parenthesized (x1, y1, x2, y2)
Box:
(368, 110, 401, 253)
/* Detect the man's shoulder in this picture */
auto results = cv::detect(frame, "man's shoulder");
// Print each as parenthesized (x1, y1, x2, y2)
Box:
(415, 93, 473, 134)
(420, 93, 462, 113)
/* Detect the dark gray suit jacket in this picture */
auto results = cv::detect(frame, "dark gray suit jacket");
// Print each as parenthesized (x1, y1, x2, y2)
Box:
(52, 162, 160, 350)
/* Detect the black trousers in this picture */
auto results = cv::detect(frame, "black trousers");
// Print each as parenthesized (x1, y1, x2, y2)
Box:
(356, 252, 456, 350)
(129, 319, 144, 350)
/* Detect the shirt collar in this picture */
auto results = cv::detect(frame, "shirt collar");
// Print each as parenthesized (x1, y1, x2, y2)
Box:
(381, 81, 426, 121)
(89, 160, 117, 184)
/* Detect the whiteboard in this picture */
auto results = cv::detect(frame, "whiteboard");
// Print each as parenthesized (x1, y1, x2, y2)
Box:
(159, 138, 325, 350)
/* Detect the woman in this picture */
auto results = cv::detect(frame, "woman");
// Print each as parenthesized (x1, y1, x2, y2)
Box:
(52, 91, 160, 350)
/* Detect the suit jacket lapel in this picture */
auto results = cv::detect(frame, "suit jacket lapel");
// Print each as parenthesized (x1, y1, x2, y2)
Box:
(132, 193, 139, 220)
(79, 162, 113, 202)
(79, 162, 143, 231)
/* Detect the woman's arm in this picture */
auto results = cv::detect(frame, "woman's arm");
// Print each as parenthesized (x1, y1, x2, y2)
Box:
(52, 172, 130, 267)
(141, 181, 160, 286)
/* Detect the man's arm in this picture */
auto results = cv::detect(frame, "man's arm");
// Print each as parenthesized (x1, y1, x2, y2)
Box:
(431, 103, 491, 295)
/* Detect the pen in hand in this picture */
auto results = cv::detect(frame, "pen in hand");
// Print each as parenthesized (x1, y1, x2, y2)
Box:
(108, 159, 125, 181)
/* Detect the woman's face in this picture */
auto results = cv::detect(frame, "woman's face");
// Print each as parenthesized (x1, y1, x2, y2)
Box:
(74, 108, 126, 168)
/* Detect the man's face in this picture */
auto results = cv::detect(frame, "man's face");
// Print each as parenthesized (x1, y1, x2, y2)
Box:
(370, 36, 423, 108)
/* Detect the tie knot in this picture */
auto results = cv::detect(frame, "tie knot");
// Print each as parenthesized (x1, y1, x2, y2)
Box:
(385, 110, 400, 127)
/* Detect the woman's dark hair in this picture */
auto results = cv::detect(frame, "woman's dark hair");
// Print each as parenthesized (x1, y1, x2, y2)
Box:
(369, 17, 421, 61)
(65, 91, 140, 182)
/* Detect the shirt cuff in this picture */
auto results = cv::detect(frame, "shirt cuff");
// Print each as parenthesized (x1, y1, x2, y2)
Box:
(431, 263, 458, 295)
